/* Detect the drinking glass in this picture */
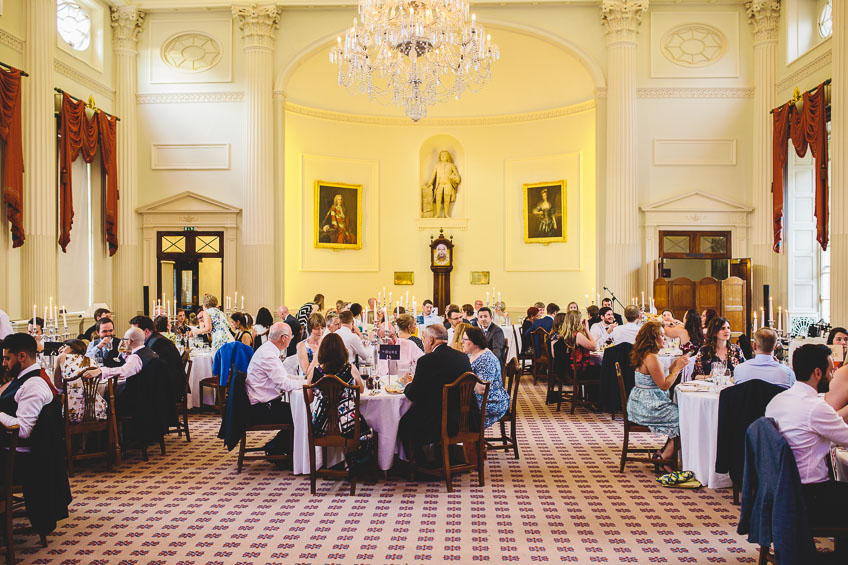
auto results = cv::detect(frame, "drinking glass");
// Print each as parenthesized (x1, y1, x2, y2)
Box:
(710, 361, 726, 381)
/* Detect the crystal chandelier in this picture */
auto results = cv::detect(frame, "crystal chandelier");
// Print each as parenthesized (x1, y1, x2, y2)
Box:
(330, 0, 499, 122)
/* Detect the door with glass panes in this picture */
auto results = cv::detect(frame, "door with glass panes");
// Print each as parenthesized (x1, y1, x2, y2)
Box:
(157, 232, 224, 310)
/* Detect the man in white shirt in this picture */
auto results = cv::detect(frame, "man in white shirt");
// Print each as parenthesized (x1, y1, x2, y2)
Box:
(419, 300, 441, 328)
(246, 322, 303, 456)
(0, 309, 12, 340)
(734, 328, 796, 389)
(590, 307, 618, 346)
(608, 305, 641, 346)
(335, 311, 372, 365)
(92, 327, 150, 386)
(765, 343, 848, 525)
(0, 333, 54, 440)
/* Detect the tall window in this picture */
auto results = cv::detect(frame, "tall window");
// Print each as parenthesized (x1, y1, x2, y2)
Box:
(57, 1, 91, 51)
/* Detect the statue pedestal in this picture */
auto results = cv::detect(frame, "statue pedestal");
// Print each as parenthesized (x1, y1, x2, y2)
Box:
(416, 217, 468, 231)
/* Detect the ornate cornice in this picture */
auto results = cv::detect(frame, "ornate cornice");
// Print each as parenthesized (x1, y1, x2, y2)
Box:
(111, 7, 145, 53)
(746, 0, 780, 44)
(284, 99, 596, 126)
(600, 0, 649, 44)
(0, 28, 24, 53)
(54, 60, 114, 98)
(776, 49, 832, 92)
(638, 87, 753, 98)
(232, 4, 280, 50)
(136, 92, 244, 104)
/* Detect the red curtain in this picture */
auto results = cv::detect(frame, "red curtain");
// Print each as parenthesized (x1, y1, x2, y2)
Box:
(771, 81, 830, 252)
(0, 67, 24, 247)
(98, 113, 118, 256)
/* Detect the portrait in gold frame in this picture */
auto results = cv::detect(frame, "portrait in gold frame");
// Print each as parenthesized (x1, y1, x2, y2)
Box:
(314, 180, 362, 250)
(470, 271, 490, 285)
(523, 180, 566, 244)
(394, 272, 414, 285)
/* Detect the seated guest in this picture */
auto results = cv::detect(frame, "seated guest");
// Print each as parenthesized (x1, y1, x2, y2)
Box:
(693, 317, 746, 378)
(567, 301, 580, 313)
(663, 308, 704, 355)
(153, 315, 176, 342)
(419, 300, 440, 327)
(336, 310, 372, 365)
(1, 333, 57, 438)
(557, 311, 598, 373)
(252, 307, 274, 350)
(765, 344, 848, 527)
(590, 306, 618, 346)
(473, 300, 484, 317)
(610, 305, 642, 345)
(477, 307, 505, 363)
(173, 308, 190, 335)
(297, 312, 325, 375)
(461, 304, 477, 326)
(53, 339, 106, 422)
(461, 327, 509, 428)
(335, 299, 346, 312)
(628, 322, 691, 472)
(28, 316, 45, 353)
(324, 311, 341, 335)
(525, 303, 559, 353)
(306, 332, 373, 469)
(374, 325, 424, 375)
(827, 327, 848, 362)
(519, 306, 539, 348)
(734, 328, 796, 389)
(550, 312, 569, 372)
(398, 324, 476, 459)
(284, 317, 302, 358)
(397, 314, 424, 351)
(349, 303, 364, 332)
(81, 307, 111, 341)
(701, 308, 718, 331)
(393, 306, 406, 318)
(601, 298, 623, 325)
(277, 305, 297, 325)
(230, 312, 254, 347)
(85, 318, 122, 367)
(493, 301, 508, 326)
(131, 315, 184, 408)
(661, 309, 683, 327)
(586, 304, 601, 327)
(445, 306, 463, 343)
(92, 328, 153, 401)
(450, 323, 472, 351)
(245, 322, 304, 456)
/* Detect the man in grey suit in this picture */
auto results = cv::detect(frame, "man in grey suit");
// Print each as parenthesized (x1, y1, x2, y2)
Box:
(477, 307, 505, 364)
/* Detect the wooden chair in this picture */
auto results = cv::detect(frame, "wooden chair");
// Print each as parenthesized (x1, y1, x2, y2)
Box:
(530, 328, 550, 385)
(110, 379, 166, 463)
(236, 371, 294, 473)
(615, 362, 676, 473)
(513, 325, 533, 374)
(198, 375, 225, 414)
(486, 359, 521, 459)
(63, 367, 116, 477)
(409, 372, 489, 492)
(549, 343, 574, 412)
(302, 375, 370, 495)
(570, 352, 601, 414)
(166, 352, 192, 442)
(0, 423, 19, 565)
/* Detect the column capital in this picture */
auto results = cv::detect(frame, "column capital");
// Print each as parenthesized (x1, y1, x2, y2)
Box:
(111, 6, 145, 53)
(600, 0, 648, 44)
(746, 0, 780, 44)
(233, 4, 281, 50)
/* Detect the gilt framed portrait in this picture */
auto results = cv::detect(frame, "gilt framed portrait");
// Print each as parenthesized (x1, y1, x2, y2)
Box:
(523, 180, 566, 244)
(314, 180, 362, 250)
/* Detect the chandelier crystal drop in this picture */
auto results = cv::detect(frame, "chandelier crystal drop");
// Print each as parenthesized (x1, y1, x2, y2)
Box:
(330, 0, 500, 122)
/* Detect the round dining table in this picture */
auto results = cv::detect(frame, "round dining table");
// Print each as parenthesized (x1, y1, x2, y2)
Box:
(187, 350, 214, 409)
(676, 385, 732, 489)
(289, 377, 412, 475)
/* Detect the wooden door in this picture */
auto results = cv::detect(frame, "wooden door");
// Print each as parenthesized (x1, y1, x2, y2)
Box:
(730, 258, 752, 333)
(653, 278, 669, 312)
(669, 278, 696, 321)
(697, 277, 722, 317)
(722, 276, 746, 336)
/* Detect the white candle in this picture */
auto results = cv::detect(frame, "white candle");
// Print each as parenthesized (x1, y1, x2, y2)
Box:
(62, 306, 67, 328)
(241, 296, 244, 311)
(498, 292, 501, 303)
(378, 292, 381, 308)
(384, 308, 388, 332)
(597, 293, 600, 306)
(405, 291, 409, 309)
(43, 306, 48, 324)
(752, 312, 757, 334)
(32, 304, 36, 324)
(389, 292, 392, 307)
(585, 294, 589, 307)
(486, 292, 490, 306)
(760, 307, 764, 329)
(383, 288, 386, 306)
(768, 297, 774, 326)
(234, 291, 238, 309)
(54, 306, 59, 328)
(785, 309, 790, 334)
(641, 291, 645, 309)
(412, 299, 417, 317)
(778, 306, 782, 332)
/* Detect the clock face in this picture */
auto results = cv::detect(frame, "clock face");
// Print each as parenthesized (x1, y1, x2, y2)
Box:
(433, 243, 451, 266)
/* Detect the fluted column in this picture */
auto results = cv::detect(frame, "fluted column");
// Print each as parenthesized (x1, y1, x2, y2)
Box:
(831, 0, 847, 323)
(747, 1, 780, 320)
(22, 0, 58, 312)
(233, 4, 279, 314)
(601, 1, 647, 305)
(110, 7, 144, 328)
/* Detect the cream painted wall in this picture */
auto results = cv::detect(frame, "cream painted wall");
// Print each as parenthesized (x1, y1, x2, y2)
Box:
(283, 107, 597, 312)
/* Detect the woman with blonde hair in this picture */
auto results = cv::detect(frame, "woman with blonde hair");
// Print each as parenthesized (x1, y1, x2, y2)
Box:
(558, 310, 598, 373)
(628, 322, 690, 472)
(297, 312, 326, 375)
(191, 294, 234, 351)
(450, 322, 472, 351)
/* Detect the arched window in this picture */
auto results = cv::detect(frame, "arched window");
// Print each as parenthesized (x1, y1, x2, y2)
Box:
(818, 0, 833, 38)
(57, 0, 91, 51)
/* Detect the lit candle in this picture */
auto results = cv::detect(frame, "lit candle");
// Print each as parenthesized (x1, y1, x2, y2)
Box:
(241, 296, 244, 311)
(234, 291, 238, 310)
(785, 309, 790, 335)
(778, 306, 782, 332)
(62, 306, 67, 328)
(32, 304, 36, 324)
(768, 297, 774, 326)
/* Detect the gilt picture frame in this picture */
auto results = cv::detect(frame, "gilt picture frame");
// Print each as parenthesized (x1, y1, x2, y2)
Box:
(314, 180, 362, 250)
(523, 180, 566, 244)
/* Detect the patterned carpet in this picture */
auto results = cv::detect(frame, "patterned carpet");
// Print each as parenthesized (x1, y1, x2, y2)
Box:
(15, 382, 763, 564)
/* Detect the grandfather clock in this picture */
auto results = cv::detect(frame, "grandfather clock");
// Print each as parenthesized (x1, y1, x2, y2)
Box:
(430, 229, 454, 314)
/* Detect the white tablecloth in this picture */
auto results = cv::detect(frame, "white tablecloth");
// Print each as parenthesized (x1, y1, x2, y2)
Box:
(676, 388, 732, 489)
(501, 325, 521, 364)
(289, 379, 412, 474)
(657, 354, 696, 382)
(187, 351, 215, 409)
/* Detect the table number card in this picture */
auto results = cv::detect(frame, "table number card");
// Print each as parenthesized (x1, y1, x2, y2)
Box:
(378, 344, 401, 360)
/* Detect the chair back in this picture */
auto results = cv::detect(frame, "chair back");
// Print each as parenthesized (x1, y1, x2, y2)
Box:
(62, 366, 103, 423)
(552, 340, 574, 383)
(303, 374, 361, 450)
(442, 372, 488, 442)
(0, 422, 19, 497)
(614, 362, 630, 422)
(511, 325, 522, 354)
(531, 327, 549, 361)
(182, 357, 193, 400)
(502, 359, 520, 420)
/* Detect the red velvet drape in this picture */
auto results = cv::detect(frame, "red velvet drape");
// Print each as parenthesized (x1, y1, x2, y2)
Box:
(98, 113, 118, 256)
(771, 81, 830, 252)
(0, 67, 24, 247)
(771, 103, 790, 253)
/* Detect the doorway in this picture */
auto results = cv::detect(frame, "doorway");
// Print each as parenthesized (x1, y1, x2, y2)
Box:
(157, 231, 224, 310)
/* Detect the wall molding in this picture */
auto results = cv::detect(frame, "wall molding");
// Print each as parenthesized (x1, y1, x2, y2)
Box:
(0, 28, 23, 53)
(54, 59, 114, 98)
(776, 49, 832, 92)
(653, 138, 737, 166)
(150, 143, 230, 170)
(637, 87, 753, 98)
(284, 99, 596, 126)
(136, 92, 244, 104)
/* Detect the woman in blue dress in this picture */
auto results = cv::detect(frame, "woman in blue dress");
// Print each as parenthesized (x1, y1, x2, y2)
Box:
(462, 326, 510, 428)
(628, 322, 691, 472)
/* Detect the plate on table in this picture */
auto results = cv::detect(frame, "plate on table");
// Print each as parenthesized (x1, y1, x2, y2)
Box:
(384, 384, 405, 394)
(676, 382, 712, 393)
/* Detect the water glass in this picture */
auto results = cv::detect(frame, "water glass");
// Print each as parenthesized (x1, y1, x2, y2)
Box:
(710, 361, 726, 381)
